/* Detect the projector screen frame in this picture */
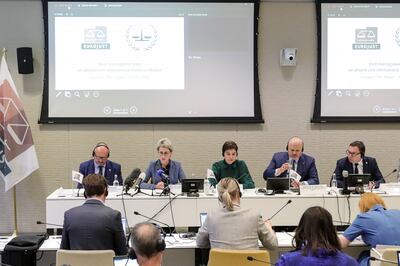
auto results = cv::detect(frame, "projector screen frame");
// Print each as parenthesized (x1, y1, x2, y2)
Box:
(39, 0, 263, 124)
(312, 0, 400, 123)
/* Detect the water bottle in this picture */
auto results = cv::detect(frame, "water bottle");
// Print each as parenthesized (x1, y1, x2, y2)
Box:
(113, 175, 120, 186)
(204, 178, 210, 194)
(397, 159, 400, 183)
(331, 173, 337, 188)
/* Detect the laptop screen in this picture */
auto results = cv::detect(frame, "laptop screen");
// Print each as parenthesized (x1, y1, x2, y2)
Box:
(397, 250, 400, 266)
(200, 213, 207, 227)
(121, 217, 129, 238)
(113, 256, 138, 266)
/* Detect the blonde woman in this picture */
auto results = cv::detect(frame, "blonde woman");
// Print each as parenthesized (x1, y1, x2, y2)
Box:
(141, 138, 186, 190)
(196, 177, 278, 250)
(339, 192, 400, 265)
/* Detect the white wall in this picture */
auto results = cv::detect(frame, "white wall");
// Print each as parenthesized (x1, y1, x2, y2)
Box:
(1, 0, 400, 233)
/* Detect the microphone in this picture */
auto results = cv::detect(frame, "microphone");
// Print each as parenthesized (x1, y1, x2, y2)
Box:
(124, 168, 141, 193)
(133, 172, 145, 190)
(268, 200, 292, 220)
(382, 169, 397, 182)
(37, 220, 63, 227)
(247, 256, 272, 264)
(156, 169, 169, 182)
(133, 211, 172, 236)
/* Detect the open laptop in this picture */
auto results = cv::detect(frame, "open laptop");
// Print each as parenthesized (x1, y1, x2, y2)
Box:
(121, 217, 130, 239)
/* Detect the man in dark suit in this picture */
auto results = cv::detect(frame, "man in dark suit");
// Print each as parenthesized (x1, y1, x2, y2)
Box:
(263, 136, 319, 187)
(334, 140, 384, 188)
(79, 142, 122, 188)
(60, 174, 127, 255)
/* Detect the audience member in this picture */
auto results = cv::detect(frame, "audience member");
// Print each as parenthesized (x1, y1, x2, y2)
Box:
(141, 138, 186, 190)
(79, 142, 122, 188)
(276, 206, 358, 266)
(60, 174, 127, 255)
(263, 137, 319, 188)
(334, 141, 384, 188)
(339, 192, 400, 266)
(210, 141, 255, 189)
(196, 177, 278, 249)
(130, 222, 165, 266)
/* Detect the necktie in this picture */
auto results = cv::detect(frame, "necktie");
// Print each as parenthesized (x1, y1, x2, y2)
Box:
(292, 160, 295, 171)
(354, 163, 359, 174)
(98, 165, 104, 176)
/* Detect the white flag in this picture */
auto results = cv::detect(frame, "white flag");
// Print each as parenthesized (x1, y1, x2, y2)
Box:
(0, 55, 39, 191)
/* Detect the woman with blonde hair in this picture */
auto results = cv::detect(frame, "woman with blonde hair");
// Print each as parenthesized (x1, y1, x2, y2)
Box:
(141, 138, 186, 190)
(340, 192, 400, 265)
(196, 177, 278, 250)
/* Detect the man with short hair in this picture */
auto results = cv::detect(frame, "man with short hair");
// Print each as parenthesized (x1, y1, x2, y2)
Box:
(263, 136, 319, 188)
(334, 140, 383, 188)
(131, 222, 165, 266)
(79, 142, 122, 188)
(60, 174, 127, 255)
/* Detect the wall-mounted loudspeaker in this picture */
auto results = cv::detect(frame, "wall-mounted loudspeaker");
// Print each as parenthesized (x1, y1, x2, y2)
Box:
(16, 47, 34, 74)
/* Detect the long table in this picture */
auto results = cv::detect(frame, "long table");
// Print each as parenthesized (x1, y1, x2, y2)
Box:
(46, 188, 400, 228)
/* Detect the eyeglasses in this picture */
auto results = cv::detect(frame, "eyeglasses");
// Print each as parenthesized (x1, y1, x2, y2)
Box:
(346, 150, 360, 157)
(158, 151, 171, 156)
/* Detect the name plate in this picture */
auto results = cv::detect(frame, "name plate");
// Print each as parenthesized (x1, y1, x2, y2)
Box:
(379, 183, 400, 194)
(299, 184, 327, 195)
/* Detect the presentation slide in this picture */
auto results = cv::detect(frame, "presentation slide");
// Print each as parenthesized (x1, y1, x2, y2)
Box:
(316, 2, 400, 120)
(41, 1, 260, 122)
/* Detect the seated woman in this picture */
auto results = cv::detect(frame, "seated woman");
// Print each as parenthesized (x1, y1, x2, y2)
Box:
(196, 177, 277, 250)
(276, 206, 358, 266)
(141, 138, 186, 190)
(339, 192, 400, 266)
(210, 141, 255, 189)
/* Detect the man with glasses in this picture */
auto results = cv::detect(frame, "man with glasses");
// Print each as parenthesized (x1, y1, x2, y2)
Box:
(141, 138, 186, 190)
(78, 142, 122, 188)
(334, 140, 383, 188)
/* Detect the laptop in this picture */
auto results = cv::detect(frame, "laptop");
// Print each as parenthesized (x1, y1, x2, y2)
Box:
(397, 250, 400, 266)
(121, 217, 130, 238)
(113, 256, 139, 266)
(200, 212, 207, 227)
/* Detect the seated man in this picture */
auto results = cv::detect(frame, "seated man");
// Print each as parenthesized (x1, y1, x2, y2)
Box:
(334, 140, 383, 188)
(263, 136, 319, 188)
(60, 174, 127, 255)
(79, 142, 122, 188)
(130, 222, 165, 266)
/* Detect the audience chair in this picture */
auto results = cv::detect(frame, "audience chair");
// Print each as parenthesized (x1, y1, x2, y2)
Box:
(56, 249, 115, 266)
(207, 248, 270, 266)
(371, 245, 400, 266)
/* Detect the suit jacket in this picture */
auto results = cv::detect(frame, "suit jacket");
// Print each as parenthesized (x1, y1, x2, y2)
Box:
(141, 159, 186, 190)
(263, 152, 319, 185)
(334, 156, 384, 188)
(79, 159, 122, 188)
(60, 199, 127, 255)
(196, 205, 278, 250)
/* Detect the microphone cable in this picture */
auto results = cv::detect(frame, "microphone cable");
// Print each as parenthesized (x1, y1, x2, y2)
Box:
(150, 193, 181, 220)
(167, 188, 177, 235)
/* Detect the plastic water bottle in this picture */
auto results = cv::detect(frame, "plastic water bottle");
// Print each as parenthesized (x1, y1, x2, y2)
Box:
(113, 175, 120, 186)
(204, 178, 210, 194)
(397, 159, 400, 183)
(331, 173, 337, 188)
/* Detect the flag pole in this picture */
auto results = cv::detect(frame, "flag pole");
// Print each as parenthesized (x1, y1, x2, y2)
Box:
(2, 48, 18, 236)
(13, 186, 18, 236)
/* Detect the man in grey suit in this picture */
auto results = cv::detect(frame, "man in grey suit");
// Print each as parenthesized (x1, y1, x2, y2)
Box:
(60, 174, 127, 255)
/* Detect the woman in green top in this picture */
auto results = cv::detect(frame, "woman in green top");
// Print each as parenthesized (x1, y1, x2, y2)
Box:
(210, 141, 255, 189)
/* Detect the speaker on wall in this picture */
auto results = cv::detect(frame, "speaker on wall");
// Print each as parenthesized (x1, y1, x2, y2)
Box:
(16, 47, 34, 74)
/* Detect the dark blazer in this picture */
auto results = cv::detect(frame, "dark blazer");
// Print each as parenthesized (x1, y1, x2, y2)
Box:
(263, 152, 319, 185)
(334, 156, 384, 188)
(79, 159, 122, 188)
(60, 199, 127, 255)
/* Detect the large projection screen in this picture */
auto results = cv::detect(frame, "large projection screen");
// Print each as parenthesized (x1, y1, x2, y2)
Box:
(313, 0, 400, 122)
(40, 1, 263, 124)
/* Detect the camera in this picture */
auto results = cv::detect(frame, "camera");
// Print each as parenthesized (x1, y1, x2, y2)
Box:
(280, 48, 297, 66)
